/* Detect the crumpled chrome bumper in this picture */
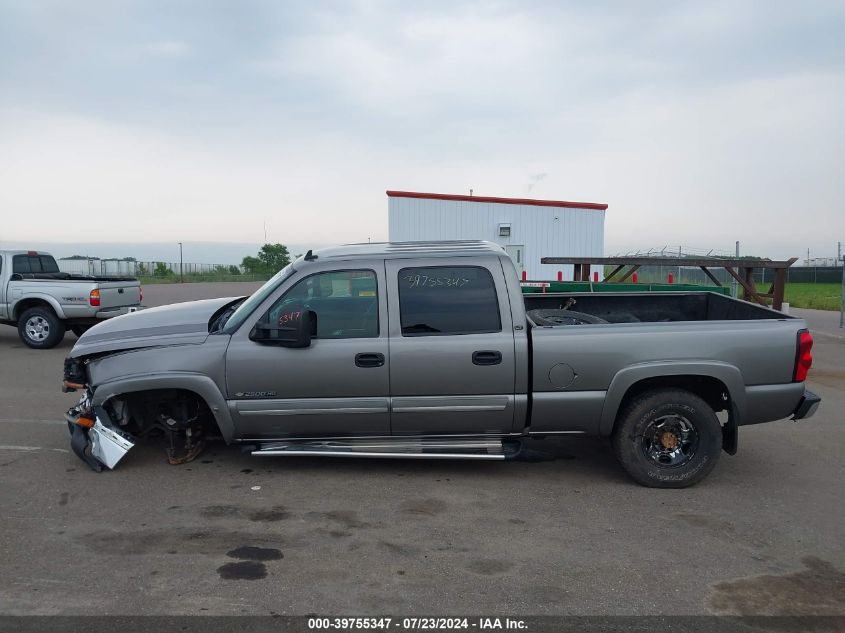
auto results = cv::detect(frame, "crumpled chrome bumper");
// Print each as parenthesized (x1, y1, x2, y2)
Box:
(66, 395, 135, 472)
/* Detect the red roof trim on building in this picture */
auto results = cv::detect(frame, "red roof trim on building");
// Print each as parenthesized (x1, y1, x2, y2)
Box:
(386, 190, 608, 211)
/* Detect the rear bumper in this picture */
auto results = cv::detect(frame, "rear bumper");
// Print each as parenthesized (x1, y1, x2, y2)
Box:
(792, 389, 821, 420)
(95, 305, 142, 319)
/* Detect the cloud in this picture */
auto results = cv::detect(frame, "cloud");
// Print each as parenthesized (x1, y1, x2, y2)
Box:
(0, 1, 842, 258)
(144, 40, 193, 59)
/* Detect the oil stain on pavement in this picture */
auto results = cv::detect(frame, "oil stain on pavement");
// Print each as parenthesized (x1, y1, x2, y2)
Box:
(217, 546, 284, 580)
(708, 557, 845, 615)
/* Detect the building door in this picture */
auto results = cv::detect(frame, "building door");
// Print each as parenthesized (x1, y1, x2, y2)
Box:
(504, 245, 524, 278)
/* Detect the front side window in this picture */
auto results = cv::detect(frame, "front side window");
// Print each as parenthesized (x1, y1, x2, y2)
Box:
(261, 270, 378, 339)
(398, 266, 501, 336)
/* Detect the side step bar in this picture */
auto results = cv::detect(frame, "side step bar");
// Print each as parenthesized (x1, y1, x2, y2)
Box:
(251, 438, 521, 460)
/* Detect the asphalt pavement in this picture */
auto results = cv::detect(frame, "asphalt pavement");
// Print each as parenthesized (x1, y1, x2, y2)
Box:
(0, 284, 843, 616)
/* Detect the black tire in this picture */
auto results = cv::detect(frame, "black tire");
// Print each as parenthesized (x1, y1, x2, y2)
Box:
(612, 389, 721, 488)
(71, 325, 91, 337)
(527, 309, 608, 326)
(17, 306, 65, 349)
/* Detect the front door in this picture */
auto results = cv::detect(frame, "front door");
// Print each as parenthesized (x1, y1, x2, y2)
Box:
(225, 267, 390, 439)
(385, 258, 517, 435)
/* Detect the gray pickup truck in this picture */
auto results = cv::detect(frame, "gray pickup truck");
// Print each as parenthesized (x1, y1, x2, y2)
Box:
(62, 241, 819, 487)
(0, 250, 141, 348)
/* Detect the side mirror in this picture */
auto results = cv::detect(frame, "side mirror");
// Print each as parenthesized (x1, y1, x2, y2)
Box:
(250, 308, 317, 348)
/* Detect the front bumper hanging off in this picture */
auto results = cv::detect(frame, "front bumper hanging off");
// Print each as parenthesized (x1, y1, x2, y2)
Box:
(66, 398, 135, 472)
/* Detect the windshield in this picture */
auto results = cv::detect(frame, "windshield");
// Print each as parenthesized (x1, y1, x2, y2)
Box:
(222, 263, 296, 334)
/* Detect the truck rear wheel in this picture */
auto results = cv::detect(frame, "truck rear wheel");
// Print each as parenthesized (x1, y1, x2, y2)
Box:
(18, 306, 65, 349)
(612, 389, 721, 488)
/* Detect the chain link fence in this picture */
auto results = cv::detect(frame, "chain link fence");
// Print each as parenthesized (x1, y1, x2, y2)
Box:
(57, 259, 274, 282)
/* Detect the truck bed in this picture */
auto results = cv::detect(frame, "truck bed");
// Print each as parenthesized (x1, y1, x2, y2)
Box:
(12, 272, 137, 282)
(525, 291, 807, 436)
(524, 291, 791, 323)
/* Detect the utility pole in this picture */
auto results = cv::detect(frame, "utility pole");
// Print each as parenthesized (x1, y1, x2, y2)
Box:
(732, 241, 739, 298)
(178, 242, 183, 283)
(678, 246, 682, 284)
(840, 242, 844, 328)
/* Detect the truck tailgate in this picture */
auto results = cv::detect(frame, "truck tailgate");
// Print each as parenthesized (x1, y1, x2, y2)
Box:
(97, 281, 141, 309)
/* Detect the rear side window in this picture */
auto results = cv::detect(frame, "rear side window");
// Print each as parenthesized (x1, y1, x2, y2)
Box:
(398, 266, 502, 336)
(13, 255, 60, 274)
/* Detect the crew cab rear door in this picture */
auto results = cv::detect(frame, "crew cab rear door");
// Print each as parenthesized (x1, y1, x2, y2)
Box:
(385, 257, 517, 434)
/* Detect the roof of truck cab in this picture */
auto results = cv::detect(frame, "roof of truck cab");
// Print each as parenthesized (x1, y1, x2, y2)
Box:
(307, 241, 506, 261)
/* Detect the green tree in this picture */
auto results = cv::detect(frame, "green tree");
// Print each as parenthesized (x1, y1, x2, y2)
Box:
(154, 262, 173, 277)
(241, 255, 264, 275)
(228, 265, 242, 276)
(257, 243, 290, 273)
(241, 243, 290, 276)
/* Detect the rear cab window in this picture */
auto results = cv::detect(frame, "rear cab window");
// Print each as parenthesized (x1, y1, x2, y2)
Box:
(13, 255, 60, 274)
(398, 266, 502, 336)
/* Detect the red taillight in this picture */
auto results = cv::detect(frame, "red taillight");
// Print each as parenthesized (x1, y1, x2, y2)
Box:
(89, 289, 101, 307)
(793, 330, 813, 382)
(139, 286, 143, 303)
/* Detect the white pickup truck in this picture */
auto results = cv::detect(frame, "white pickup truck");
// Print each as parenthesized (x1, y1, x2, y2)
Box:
(0, 250, 141, 349)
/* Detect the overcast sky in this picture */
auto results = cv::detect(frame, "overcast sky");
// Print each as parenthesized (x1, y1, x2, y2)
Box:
(1, 1, 843, 260)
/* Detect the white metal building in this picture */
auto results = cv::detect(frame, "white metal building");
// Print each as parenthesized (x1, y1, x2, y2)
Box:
(387, 190, 607, 280)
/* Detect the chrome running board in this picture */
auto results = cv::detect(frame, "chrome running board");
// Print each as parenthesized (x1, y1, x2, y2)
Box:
(252, 438, 520, 460)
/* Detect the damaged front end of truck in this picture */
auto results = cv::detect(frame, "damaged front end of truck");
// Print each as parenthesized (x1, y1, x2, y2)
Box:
(64, 356, 210, 471)
(63, 357, 136, 472)
(60, 296, 241, 471)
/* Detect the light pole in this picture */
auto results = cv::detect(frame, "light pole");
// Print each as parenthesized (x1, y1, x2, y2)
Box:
(839, 241, 844, 329)
(178, 242, 183, 283)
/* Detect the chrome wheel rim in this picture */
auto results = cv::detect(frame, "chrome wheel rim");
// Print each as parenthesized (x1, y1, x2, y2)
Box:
(25, 316, 50, 342)
(641, 414, 699, 468)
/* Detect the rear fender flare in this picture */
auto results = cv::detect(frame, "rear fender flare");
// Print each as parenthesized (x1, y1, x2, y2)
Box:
(14, 294, 67, 320)
(598, 361, 747, 437)
(90, 372, 235, 442)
